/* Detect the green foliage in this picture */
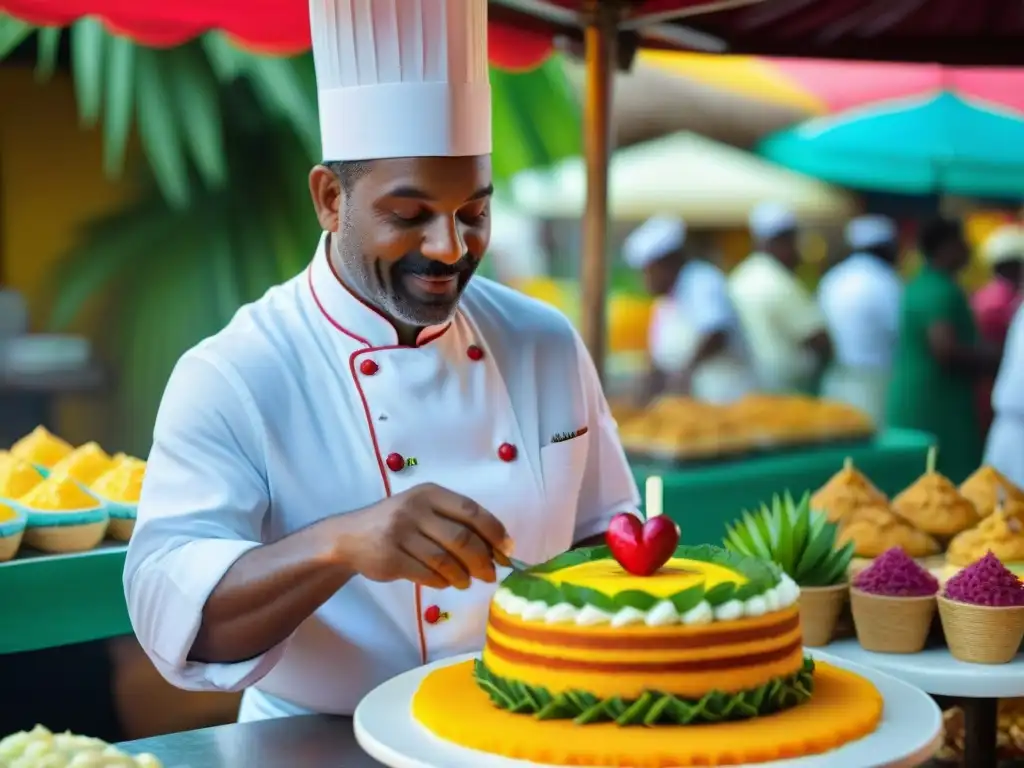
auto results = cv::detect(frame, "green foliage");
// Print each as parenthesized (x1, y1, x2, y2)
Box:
(724, 492, 854, 587)
(473, 656, 815, 726)
(0, 14, 582, 453)
(502, 543, 783, 610)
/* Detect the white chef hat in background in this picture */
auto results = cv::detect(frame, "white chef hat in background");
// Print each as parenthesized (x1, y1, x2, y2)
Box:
(749, 201, 798, 242)
(845, 214, 898, 251)
(983, 224, 1024, 266)
(310, 0, 492, 161)
(623, 216, 688, 270)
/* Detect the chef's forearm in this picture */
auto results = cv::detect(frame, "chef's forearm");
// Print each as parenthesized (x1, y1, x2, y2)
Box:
(189, 519, 355, 664)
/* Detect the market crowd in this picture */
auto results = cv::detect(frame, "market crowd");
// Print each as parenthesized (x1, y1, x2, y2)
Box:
(630, 203, 1024, 486)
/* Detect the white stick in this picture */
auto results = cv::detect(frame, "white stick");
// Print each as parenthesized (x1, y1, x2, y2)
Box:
(645, 475, 663, 519)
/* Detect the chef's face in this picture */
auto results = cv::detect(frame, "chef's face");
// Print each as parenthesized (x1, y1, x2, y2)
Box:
(310, 155, 492, 327)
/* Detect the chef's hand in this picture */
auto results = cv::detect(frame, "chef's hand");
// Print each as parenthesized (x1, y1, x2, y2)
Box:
(332, 483, 512, 590)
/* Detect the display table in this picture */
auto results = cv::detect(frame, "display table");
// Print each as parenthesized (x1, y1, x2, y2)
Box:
(0, 543, 130, 654)
(631, 429, 935, 545)
(118, 715, 381, 768)
(824, 639, 1024, 768)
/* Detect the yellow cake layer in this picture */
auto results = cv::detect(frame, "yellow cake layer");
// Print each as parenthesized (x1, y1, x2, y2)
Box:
(537, 557, 746, 598)
(485, 611, 801, 664)
(415, 660, 882, 767)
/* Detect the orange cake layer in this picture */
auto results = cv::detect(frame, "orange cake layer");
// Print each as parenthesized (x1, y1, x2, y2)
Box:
(481, 604, 804, 698)
(414, 659, 883, 767)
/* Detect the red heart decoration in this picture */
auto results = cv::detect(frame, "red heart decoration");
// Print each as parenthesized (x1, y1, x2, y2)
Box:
(605, 513, 680, 576)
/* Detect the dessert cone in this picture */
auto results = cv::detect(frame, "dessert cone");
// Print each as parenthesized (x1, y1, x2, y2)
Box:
(960, 465, 1024, 518)
(810, 457, 888, 525)
(838, 505, 941, 558)
(937, 596, 1024, 664)
(946, 499, 1024, 566)
(798, 583, 848, 647)
(892, 448, 979, 538)
(850, 588, 935, 653)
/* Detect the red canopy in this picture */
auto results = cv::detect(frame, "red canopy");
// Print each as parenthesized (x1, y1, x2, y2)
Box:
(4, 0, 1020, 67)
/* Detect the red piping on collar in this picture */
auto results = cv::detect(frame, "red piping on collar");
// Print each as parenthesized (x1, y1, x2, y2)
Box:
(307, 265, 431, 665)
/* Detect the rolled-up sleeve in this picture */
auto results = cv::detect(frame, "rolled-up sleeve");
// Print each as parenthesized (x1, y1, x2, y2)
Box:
(571, 331, 642, 542)
(124, 351, 283, 692)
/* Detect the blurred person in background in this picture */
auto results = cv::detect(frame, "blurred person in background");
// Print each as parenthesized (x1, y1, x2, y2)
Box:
(972, 224, 1024, 437)
(886, 217, 1001, 483)
(984, 302, 1024, 487)
(625, 216, 756, 405)
(729, 202, 831, 394)
(817, 215, 902, 428)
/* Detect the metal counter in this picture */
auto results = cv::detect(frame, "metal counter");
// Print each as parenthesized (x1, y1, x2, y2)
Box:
(118, 716, 383, 768)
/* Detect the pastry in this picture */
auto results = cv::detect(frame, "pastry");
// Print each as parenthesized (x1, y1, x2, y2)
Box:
(959, 465, 1024, 518)
(838, 505, 941, 558)
(0, 502, 26, 562)
(17, 476, 109, 554)
(891, 448, 979, 538)
(91, 459, 145, 541)
(9, 426, 73, 470)
(0, 457, 44, 499)
(49, 442, 115, 485)
(810, 457, 888, 525)
(946, 497, 1024, 566)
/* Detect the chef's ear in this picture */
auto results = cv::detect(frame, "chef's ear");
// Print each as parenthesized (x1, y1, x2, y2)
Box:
(309, 163, 343, 232)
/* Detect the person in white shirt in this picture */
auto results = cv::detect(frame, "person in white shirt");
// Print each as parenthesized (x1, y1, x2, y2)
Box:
(729, 202, 831, 394)
(984, 303, 1024, 487)
(123, 0, 639, 723)
(817, 215, 903, 427)
(624, 215, 756, 404)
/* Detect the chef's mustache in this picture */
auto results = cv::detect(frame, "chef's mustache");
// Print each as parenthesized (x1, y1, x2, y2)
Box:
(392, 253, 476, 278)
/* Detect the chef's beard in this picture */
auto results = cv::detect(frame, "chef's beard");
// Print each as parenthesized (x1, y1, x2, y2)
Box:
(337, 233, 478, 327)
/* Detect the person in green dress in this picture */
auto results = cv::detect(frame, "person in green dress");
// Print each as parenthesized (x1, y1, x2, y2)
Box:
(886, 217, 1002, 482)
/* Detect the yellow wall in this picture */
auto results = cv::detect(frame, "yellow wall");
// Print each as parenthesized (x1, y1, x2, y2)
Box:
(0, 66, 137, 445)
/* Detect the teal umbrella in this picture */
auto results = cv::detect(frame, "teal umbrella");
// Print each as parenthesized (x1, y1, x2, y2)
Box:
(758, 91, 1024, 197)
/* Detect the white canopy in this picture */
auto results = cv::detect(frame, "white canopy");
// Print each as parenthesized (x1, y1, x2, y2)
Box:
(510, 132, 856, 225)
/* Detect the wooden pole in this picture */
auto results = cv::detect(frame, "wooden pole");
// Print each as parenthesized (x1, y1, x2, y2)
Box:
(579, 2, 619, 382)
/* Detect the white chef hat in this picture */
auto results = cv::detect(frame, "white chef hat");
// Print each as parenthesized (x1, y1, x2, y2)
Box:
(845, 214, 898, 251)
(623, 216, 687, 270)
(749, 202, 798, 242)
(983, 225, 1024, 266)
(310, 0, 492, 162)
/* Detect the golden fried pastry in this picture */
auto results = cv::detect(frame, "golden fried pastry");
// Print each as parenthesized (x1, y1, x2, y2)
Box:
(946, 499, 1024, 566)
(810, 457, 888, 524)
(959, 465, 1024, 518)
(838, 504, 942, 558)
(891, 449, 979, 538)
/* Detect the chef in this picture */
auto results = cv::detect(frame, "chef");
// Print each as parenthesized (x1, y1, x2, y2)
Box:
(817, 215, 903, 427)
(625, 215, 756, 404)
(985, 303, 1024, 487)
(729, 202, 831, 393)
(123, 0, 640, 722)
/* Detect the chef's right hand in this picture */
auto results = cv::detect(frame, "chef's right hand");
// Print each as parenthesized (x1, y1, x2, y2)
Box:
(332, 483, 512, 590)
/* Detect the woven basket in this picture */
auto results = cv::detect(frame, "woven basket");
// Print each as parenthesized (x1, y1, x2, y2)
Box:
(799, 583, 849, 647)
(851, 588, 936, 653)
(0, 530, 23, 562)
(938, 595, 1024, 664)
(23, 520, 108, 554)
(107, 517, 135, 541)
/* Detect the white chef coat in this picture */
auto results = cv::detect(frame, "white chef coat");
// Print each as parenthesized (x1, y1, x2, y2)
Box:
(817, 253, 902, 426)
(123, 235, 640, 718)
(648, 260, 756, 403)
(728, 252, 826, 393)
(985, 304, 1024, 487)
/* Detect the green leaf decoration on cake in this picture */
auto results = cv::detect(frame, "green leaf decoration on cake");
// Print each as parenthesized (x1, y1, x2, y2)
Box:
(501, 544, 783, 612)
(724, 492, 854, 587)
(473, 657, 815, 726)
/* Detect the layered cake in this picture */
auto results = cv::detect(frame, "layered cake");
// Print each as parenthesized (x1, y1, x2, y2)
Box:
(473, 544, 809, 726)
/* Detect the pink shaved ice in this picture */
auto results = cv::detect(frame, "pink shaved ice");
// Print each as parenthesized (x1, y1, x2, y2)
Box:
(853, 547, 939, 597)
(944, 551, 1024, 607)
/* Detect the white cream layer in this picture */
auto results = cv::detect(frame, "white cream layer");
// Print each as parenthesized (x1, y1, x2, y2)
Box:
(493, 574, 800, 628)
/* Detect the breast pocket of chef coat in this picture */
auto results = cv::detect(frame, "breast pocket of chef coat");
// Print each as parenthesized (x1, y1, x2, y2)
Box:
(532, 433, 591, 560)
